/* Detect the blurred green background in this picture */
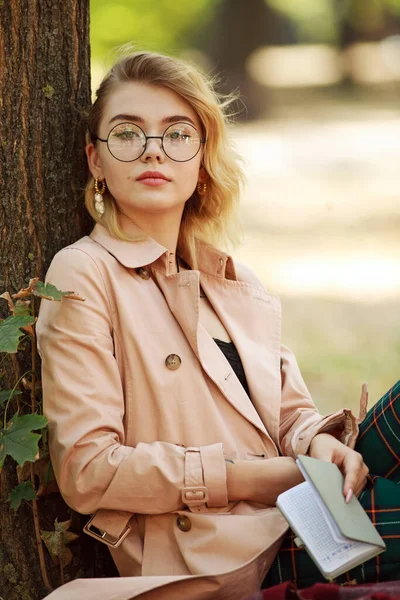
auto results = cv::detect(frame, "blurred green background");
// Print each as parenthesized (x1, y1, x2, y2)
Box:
(90, 0, 400, 415)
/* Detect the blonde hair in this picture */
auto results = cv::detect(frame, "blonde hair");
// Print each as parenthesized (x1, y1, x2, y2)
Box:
(85, 49, 245, 268)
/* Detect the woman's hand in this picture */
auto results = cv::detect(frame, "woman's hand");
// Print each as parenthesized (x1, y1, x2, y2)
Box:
(309, 433, 369, 502)
(226, 456, 304, 505)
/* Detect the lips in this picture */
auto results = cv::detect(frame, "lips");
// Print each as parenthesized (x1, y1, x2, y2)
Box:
(136, 171, 170, 181)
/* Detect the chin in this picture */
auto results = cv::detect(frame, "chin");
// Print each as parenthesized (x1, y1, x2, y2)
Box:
(130, 195, 186, 212)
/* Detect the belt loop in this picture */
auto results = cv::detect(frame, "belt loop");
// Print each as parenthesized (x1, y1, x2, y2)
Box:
(182, 448, 208, 512)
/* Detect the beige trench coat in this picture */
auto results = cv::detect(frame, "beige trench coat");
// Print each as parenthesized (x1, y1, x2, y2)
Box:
(36, 222, 358, 600)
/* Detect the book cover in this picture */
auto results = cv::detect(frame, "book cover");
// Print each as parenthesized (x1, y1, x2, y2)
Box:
(276, 455, 386, 579)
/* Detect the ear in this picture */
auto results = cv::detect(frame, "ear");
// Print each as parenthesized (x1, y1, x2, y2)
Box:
(86, 143, 104, 180)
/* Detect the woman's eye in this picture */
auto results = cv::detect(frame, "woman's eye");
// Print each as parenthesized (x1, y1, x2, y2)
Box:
(168, 131, 190, 141)
(115, 130, 139, 140)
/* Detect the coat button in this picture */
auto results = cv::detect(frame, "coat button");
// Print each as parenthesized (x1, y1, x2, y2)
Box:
(136, 267, 150, 280)
(176, 515, 191, 532)
(165, 354, 181, 370)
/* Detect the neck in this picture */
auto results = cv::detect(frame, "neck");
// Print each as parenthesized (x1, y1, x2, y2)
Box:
(117, 208, 184, 274)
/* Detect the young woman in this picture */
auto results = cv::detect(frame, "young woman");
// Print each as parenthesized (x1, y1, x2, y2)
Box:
(36, 51, 400, 600)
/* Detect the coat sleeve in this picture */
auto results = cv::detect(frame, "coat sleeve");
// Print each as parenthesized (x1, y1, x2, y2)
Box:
(36, 248, 228, 515)
(278, 343, 359, 457)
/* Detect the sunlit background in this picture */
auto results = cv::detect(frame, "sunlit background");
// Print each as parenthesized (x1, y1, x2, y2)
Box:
(91, 0, 400, 415)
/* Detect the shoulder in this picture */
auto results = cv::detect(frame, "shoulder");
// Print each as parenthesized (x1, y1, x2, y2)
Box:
(233, 259, 268, 288)
(233, 259, 281, 307)
(47, 235, 113, 276)
(233, 260, 260, 285)
(44, 236, 115, 295)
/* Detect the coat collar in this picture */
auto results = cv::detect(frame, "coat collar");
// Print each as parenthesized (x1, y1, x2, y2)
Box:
(89, 223, 237, 280)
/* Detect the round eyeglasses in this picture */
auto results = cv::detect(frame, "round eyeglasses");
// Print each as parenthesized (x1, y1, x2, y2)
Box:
(94, 121, 206, 163)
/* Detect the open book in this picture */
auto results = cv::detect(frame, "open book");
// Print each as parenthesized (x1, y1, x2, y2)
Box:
(276, 455, 386, 580)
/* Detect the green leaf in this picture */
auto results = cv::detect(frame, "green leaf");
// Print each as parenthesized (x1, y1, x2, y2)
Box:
(33, 281, 71, 301)
(8, 480, 37, 510)
(13, 300, 32, 317)
(0, 389, 22, 406)
(0, 412, 48, 467)
(0, 315, 35, 353)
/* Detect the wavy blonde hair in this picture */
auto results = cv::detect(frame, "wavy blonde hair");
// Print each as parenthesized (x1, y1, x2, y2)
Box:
(85, 49, 245, 268)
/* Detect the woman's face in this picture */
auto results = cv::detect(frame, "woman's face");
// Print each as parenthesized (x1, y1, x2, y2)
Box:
(86, 81, 205, 218)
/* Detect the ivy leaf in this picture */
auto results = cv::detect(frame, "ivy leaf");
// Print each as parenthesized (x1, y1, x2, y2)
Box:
(13, 300, 32, 317)
(8, 480, 37, 511)
(0, 389, 22, 406)
(41, 519, 79, 567)
(12, 278, 85, 302)
(33, 281, 73, 301)
(33, 280, 85, 302)
(0, 412, 48, 467)
(0, 315, 36, 353)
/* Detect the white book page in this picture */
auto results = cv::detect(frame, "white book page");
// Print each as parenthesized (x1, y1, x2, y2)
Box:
(277, 481, 373, 576)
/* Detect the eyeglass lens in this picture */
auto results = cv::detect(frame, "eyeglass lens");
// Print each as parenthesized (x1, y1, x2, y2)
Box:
(107, 122, 202, 162)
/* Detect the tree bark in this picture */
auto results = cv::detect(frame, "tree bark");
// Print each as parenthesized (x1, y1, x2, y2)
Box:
(0, 2, 117, 598)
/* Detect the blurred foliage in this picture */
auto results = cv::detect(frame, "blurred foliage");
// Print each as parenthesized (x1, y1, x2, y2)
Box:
(90, 0, 400, 68)
(266, 0, 338, 43)
(265, 0, 400, 43)
(90, 0, 221, 62)
(345, 0, 400, 31)
(281, 297, 400, 415)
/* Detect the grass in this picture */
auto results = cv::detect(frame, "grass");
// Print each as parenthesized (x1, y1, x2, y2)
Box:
(280, 296, 400, 415)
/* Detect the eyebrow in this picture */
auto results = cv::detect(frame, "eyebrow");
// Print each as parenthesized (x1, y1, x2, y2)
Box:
(108, 114, 197, 127)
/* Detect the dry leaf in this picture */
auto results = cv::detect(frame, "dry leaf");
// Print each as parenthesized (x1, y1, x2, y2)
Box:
(63, 293, 85, 302)
(41, 519, 79, 567)
(17, 454, 59, 497)
(12, 280, 36, 299)
(12, 278, 40, 298)
(0, 291, 14, 312)
(21, 377, 42, 391)
(21, 324, 35, 337)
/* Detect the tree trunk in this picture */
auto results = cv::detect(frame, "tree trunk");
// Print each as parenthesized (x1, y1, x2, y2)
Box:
(203, 0, 284, 120)
(0, 2, 117, 598)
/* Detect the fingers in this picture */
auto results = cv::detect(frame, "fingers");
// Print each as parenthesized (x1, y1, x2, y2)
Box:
(345, 489, 353, 503)
(341, 450, 369, 501)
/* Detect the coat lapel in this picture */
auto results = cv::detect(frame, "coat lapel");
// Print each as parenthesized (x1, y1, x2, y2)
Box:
(154, 269, 278, 439)
(199, 273, 282, 446)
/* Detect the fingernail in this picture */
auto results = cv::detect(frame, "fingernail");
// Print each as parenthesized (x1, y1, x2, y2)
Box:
(345, 489, 353, 504)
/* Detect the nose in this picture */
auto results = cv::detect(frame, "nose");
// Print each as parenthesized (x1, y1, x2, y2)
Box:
(141, 137, 164, 162)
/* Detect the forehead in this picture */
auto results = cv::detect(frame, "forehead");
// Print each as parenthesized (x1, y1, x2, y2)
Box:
(100, 81, 201, 130)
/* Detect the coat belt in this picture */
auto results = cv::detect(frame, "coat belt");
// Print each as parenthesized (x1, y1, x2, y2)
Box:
(83, 509, 133, 548)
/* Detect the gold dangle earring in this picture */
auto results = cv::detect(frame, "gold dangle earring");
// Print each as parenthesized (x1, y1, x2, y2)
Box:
(197, 181, 207, 196)
(94, 178, 107, 215)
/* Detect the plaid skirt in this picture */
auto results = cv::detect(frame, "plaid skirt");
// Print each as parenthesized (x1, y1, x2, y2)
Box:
(263, 380, 400, 588)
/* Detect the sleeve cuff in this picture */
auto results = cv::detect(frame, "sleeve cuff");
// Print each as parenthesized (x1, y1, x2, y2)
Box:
(316, 408, 359, 449)
(200, 443, 228, 507)
(292, 408, 359, 456)
(182, 443, 228, 512)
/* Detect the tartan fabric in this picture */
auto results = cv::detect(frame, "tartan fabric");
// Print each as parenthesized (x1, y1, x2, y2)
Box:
(245, 581, 400, 600)
(262, 380, 400, 589)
